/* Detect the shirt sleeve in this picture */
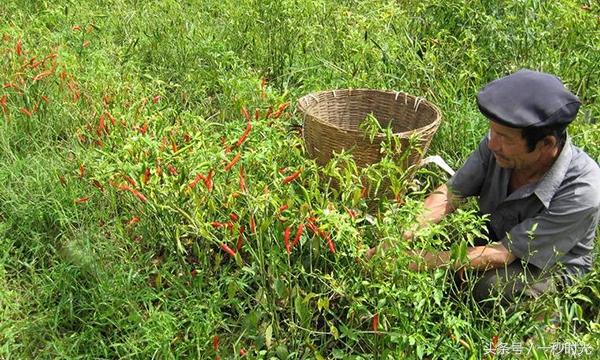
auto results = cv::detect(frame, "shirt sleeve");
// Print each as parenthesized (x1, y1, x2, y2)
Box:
(447, 135, 491, 197)
(500, 188, 599, 270)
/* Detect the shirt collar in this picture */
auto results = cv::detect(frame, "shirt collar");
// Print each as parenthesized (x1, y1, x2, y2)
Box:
(534, 137, 573, 208)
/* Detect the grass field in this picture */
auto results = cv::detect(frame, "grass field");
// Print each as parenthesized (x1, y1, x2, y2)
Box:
(1, 0, 599, 358)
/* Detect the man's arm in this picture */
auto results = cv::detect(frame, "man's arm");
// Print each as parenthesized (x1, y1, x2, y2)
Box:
(408, 243, 517, 271)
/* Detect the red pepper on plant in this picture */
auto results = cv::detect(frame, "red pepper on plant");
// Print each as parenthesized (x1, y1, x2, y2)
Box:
(204, 170, 214, 192)
(372, 313, 379, 334)
(292, 223, 304, 247)
(142, 168, 151, 185)
(212, 335, 219, 351)
(241, 107, 250, 122)
(224, 153, 241, 171)
(220, 243, 236, 257)
(236, 119, 252, 147)
(284, 226, 291, 255)
(282, 169, 302, 185)
(239, 166, 246, 192)
(74, 197, 89, 204)
(189, 173, 205, 190)
(249, 215, 256, 234)
(236, 225, 245, 250)
(265, 106, 273, 119)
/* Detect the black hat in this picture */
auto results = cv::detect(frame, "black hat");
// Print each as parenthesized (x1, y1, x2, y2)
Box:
(477, 69, 580, 128)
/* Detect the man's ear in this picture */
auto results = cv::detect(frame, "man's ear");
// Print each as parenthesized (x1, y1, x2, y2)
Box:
(541, 135, 557, 149)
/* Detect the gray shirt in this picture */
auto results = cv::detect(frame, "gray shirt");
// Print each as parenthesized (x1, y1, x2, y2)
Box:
(448, 135, 600, 284)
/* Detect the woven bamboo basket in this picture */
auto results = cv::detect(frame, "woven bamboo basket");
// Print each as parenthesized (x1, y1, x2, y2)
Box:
(297, 89, 442, 170)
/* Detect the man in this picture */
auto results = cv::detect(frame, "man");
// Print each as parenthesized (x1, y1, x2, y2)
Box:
(370, 69, 600, 305)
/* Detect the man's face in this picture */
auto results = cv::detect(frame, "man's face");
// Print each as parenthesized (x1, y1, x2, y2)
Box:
(487, 122, 542, 170)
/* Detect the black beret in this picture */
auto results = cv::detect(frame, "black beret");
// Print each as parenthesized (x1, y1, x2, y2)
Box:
(477, 69, 581, 128)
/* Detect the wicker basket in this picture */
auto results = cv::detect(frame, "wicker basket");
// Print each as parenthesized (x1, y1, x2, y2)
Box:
(298, 89, 442, 169)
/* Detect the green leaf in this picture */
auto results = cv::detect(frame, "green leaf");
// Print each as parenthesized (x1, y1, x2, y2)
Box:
(328, 321, 339, 340)
(317, 297, 329, 312)
(265, 323, 273, 349)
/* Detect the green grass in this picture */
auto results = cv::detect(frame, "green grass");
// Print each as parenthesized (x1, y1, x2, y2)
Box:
(1, 0, 599, 358)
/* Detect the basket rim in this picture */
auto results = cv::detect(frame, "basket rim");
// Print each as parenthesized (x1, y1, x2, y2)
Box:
(297, 88, 442, 138)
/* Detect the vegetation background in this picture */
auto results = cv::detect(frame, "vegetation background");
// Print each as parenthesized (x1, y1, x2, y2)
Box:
(1, 0, 598, 358)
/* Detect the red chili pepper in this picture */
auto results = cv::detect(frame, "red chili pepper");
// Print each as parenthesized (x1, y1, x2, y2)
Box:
(167, 164, 178, 176)
(172, 142, 178, 153)
(306, 219, 335, 253)
(229, 213, 239, 222)
(284, 226, 291, 255)
(239, 348, 247, 356)
(19, 107, 32, 117)
(224, 153, 241, 171)
(344, 206, 357, 220)
(92, 179, 105, 192)
(204, 170, 214, 192)
(372, 313, 379, 333)
(189, 173, 205, 190)
(282, 170, 302, 185)
(211, 221, 224, 229)
(97, 114, 108, 136)
(117, 183, 147, 203)
(15, 38, 22, 56)
(79, 164, 85, 177)
(236, 225, 245, 250)
(292, 223, 304, 247)
(139, 122, 148, 135)
(131, 188, 147, 203)
(265, 106, 273, 119)
(72, 25, 81, 31)
(272, 102, 289, 118)
(323, 232, 336, 253)
(236, 119, 251, 147)
(142, 168, 151, 185)
(212, 335, 219, 351)
(74, 197, 89, 204)
(127, 216, 140, 227)
(40, 95, 49, 104)
(361, 186, 368, 198)
(254, 108, 260, 120)
(32, 69, 53, 82)
(279, 204, 288, 213)
(152, 95, 161, 104)
(106, 111, 116, 126)
(249, 215, 256, 234)
(219, 243, 236, 257)
(239, 166, 246, 192)
(124, 175, 137, 187)
(0, 94, 7, 113)
(241, 107, 250, 121)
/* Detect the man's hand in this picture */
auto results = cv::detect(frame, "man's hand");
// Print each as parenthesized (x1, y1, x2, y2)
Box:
(407, 243, 517, 272)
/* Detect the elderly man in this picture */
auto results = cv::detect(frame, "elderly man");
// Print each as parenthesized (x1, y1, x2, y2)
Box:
(371, 69, 600, 305)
